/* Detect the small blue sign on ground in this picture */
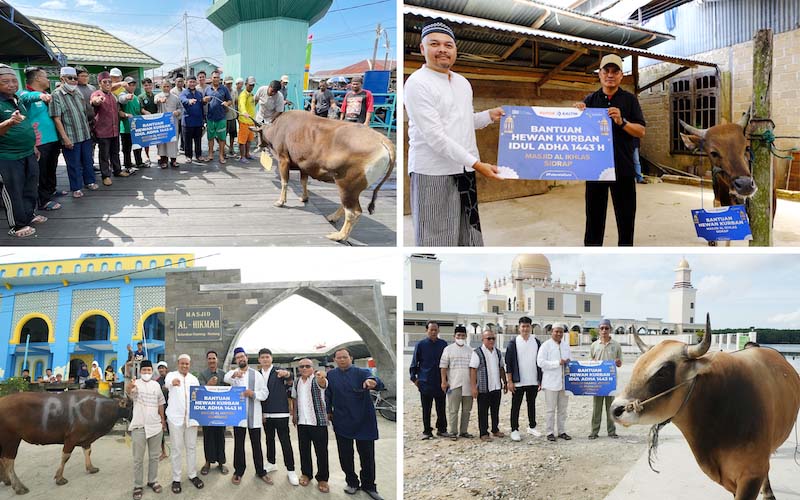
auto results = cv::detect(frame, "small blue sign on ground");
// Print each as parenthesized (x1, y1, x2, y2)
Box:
(691, 205, 753, 242)
(565, 360, 617, 396)
(189, 386, 246, 427)
(497, 106, 616, 181)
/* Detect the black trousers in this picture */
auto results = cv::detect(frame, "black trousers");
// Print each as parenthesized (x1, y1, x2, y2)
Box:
(183, 126, 203, 160)
(264, 417, 294, 470)
(477, 390, 502, 437)
(36, 141, 60, 207)
(120, 132, 142, 168)
(584, 176, 637, 246)
(335, 435, 376, 492)
(233, 427, 265, 477)
(0, 154, 39, 230)
(510, 385, 539, 431)
(420, 392, 447, 435)
(96, 136, 121, 178)
(202, 426, 226, 464)
(298, 424, 328, 481)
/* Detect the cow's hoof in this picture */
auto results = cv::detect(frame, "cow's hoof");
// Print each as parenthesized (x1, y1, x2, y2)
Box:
(326, 232, 346, 242)
(55, 477, 68, 485)
(87, 467, 99, 474)
(273, 200, 286, 207)
(13, 484, 29, 495)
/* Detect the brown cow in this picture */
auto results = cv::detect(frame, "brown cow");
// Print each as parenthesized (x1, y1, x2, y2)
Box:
(0, 390, 130, 494)
(611, 315, 800, 500)
(252, 110, 395, 242)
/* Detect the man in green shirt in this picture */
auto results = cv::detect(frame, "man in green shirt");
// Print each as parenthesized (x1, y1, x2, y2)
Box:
(119, 77, 149, 171)
(588, 319, 623, 439)
(0, 65, 46, 237)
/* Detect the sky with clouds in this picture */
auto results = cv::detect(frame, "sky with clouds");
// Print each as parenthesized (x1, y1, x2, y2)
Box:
(411, 252, 800, 329)
(13, 0, 396, 75)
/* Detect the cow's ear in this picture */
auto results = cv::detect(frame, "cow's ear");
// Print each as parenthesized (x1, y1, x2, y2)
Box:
(680, 133, 703, 152)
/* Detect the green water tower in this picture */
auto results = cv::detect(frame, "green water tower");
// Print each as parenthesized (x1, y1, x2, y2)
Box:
(206, 0, 332, 104)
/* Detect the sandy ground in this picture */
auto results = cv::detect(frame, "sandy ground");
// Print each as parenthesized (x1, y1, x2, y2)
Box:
(2, 418, 396, 500)
(403, 352, 652, 500)
(403, 180, 800, 246)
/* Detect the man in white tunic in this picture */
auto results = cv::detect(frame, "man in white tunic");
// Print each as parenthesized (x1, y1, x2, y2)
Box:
(126, 360, 166, 500)
(154, 79, 181, 168)
(164, 354, 204, 493)
(405, 21, 504, 246)
(537, 323, 572, 441)
(224, 347, 271, 486)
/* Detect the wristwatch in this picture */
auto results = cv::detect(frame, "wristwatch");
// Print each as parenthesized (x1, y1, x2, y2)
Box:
(621, 118, 629, 127)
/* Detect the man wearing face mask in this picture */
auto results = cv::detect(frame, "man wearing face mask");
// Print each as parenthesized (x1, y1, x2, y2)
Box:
(438, 326, 474, 440)
(126, 359, 167, 499)
(224, 347, 272, 486)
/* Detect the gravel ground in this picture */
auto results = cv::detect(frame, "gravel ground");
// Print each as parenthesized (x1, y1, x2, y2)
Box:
(403, 353, 651, 500)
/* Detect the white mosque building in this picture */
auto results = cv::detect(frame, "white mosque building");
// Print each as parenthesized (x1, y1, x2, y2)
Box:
(404, 253, 704, 349)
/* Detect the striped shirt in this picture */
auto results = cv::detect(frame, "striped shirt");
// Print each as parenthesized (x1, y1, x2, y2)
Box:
(439, 342, 473, 390)
(49, 87, 91, 144)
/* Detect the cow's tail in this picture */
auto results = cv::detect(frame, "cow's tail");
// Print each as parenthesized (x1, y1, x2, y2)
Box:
(367, 136, 395, 215)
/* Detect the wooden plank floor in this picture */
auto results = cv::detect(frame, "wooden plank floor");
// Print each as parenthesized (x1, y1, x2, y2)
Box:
(1, 141, 397, 247)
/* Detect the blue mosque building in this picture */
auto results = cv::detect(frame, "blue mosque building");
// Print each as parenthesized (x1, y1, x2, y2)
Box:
(0, 253, 196, 381)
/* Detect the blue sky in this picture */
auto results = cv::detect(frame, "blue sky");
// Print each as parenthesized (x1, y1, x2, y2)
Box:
(414, 253, 800, 330)
(13, 0, 396, 75)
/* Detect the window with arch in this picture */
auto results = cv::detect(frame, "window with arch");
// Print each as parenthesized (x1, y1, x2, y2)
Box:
(101, 263, 109, 271)
(142, 311, 165, 341)
(178, 258, 186, 268)
(55, 265, 62, 274)
(21, 317, 49, 343)
(34, 360, 44, 381)
(16, 268, 24, 277)
(43, 266, 50, 275)
(30, 267, 37, 276)
(74, 264, 82, 273)
(78, 314, 111, 341)
(87, 263, 94, 272)
(165, 259, 172, 267)
(149, 260, 157, 269)
(135, 261, 143, 270)
(115, 261, 123, 271)
(0, 269, 4, 277)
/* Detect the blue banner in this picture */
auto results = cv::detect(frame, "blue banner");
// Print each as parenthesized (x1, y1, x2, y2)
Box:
(691, 206, 752, 242)
(565, 360, 617, 396)
(189, 386, 246, 427)
(129, 113, 176, 148)
(497, 106, 616, 181)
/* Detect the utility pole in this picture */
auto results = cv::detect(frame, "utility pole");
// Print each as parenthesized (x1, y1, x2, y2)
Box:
(749, 29, 773, 246)
(184, 11, 189, 78)
(382, 29, 390, 70)
(370, 23, 382, 70)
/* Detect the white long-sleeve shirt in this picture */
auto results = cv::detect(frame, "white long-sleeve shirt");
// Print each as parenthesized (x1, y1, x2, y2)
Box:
(537, 339, 572, 391)
(405, 65, 492, 176)
(164, 370, 200, 428)
(224, 367, 269, 429)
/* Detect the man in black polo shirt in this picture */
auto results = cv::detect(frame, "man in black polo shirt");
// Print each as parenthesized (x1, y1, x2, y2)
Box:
(576, 54, 646, 246)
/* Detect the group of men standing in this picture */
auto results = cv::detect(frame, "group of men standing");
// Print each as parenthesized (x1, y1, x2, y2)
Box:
(126, 346, 386, 500)
(411, 318, 623, 443)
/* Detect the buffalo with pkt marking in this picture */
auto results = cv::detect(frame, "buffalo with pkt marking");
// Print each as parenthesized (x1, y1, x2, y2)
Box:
(611, 314, 800, 500)
(0, 390, 131, 495)
(680, 109, 777, 222)
(251, 110, 395, 242)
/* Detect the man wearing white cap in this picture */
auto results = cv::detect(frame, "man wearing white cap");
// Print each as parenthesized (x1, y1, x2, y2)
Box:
(50, 66, 97, 198)
(279, 75, 290, 107)
(109, 67, 126, 96)
(405, 21, 504, 247)
(164, 354, 204, 493)
(575, 54, 646, 246)
(236, 77, 257, 163)
(537, 323, 572, 441)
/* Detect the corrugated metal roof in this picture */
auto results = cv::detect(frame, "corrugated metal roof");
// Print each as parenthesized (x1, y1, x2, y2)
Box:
(405, 0, 674, 49)
(31, 17, 161, 68)
(405, 6, 717, 70)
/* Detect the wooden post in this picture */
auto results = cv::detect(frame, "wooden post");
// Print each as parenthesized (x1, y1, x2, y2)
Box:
(749, 29, 773, 246)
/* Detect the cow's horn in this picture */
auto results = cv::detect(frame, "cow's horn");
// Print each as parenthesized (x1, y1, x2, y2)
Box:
(737, 104, 752, 131)
(679, 119, 707, 139)
(631, 325, 650, 353)
(687, 313, 712, 359)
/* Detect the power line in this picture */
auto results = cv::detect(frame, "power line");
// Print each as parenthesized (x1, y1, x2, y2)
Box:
(328, 0, 392, 13)
(136, 19, 186, 48)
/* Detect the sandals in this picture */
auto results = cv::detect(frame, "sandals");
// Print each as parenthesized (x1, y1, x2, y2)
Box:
(171, 481, 181, 494)
(53, 190, 69, 197)
(73, 190, 84, 198)
(41, 201, 61, 210)
(147, 482, 162, 493)
(31, 215, 47, 224)
(258, 474, 273, 485)
(232, 475, 241, 485)
(189, 476, 204, 489)
(133, 487, 143, 500)
(318, 481, 330, 493)
(85, 183, 99, 190)
(8, 226, 35, 238)
(218, 464, 229, 474)
(299, 475, 310, 486)
(200, 463, 210, 476)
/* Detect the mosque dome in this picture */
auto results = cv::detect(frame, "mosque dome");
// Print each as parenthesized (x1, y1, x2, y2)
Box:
(511, 254, 551, 281)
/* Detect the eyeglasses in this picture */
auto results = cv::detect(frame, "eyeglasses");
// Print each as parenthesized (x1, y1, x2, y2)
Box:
(64, 76, 77, 81)
(100, 79, 111, 84)
(486, 337, 496, 341)
(298, 364, 312, 369)
(599, 326, 611, 330)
